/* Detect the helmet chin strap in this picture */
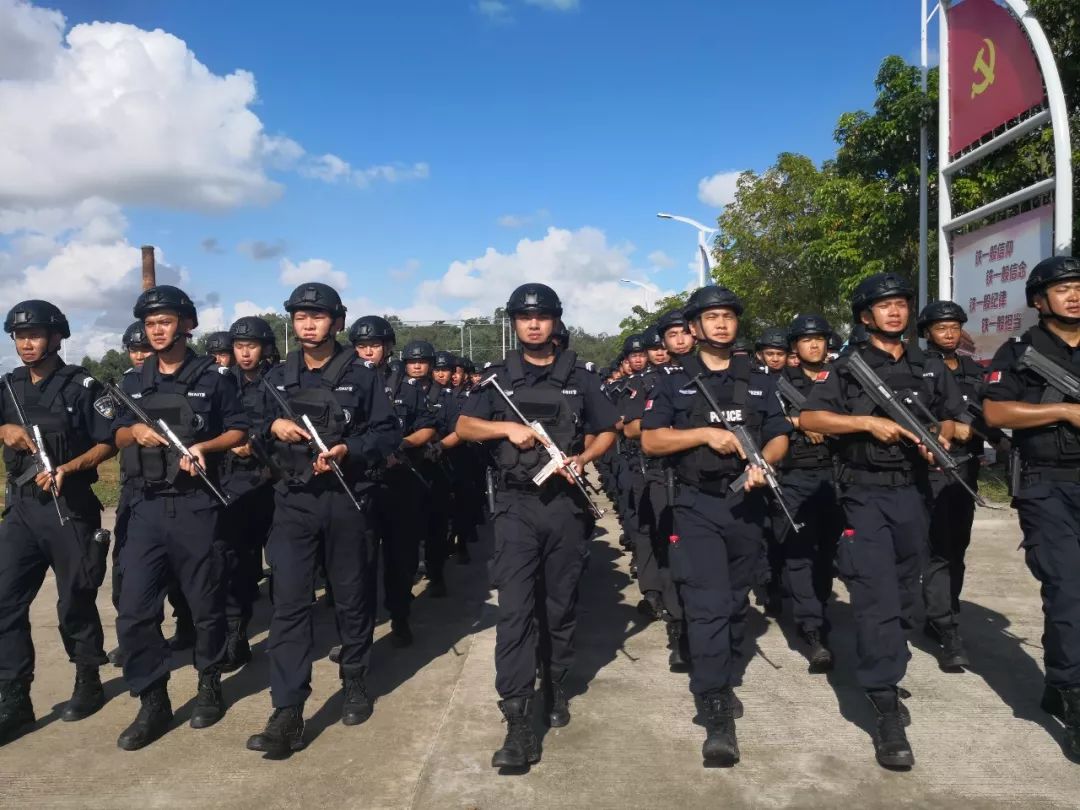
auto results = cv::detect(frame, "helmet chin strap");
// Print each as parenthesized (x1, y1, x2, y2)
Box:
(693, 317, 735, 350)
(1041, 300, 1080, 325)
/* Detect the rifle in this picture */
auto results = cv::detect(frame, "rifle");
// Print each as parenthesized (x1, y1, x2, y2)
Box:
(2, 376, 67, 524)
(107, 382, 231, 507)
(844, 352, 990, 508)
(689, 373, 803, 533)
(260, 379, 363, 513)
(774, 375, 808, 414)
(480, 374, 605, 519)
(485, 465, 497, 513)
(1016, 346, 1080, 403)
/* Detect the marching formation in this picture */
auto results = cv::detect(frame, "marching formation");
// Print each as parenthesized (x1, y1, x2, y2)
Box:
(0, 257, 1078, 773)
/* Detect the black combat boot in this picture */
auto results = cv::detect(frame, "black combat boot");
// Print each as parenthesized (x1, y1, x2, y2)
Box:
(1059, 686, 1080, 758)
(667, 621, 690, 673)
(0, 680, 34, 743)
(341, 674, 374, 726)
(221, 619, 251, 673)
(701, 688, 739, 766)
(637, 592, 664, 621)
(190, 669, 225, 729)
(167, 617, 196, 652)
(491, 697, 540, 769)
(937, 626, 970, 671)
(867, 688, 914, 769)
(61, 665, 105, 722)
(426, 578, 448, 599)
(390, 618, 414, 648)
(799, 626, 834, 674)
(107, 646, 125, 667)
(328, 644, 342, 664)
(247, 706, 305, 755)
(117, 685, 173, 751)
(1042, 683, 1064, 718)
(544, 668, 571, 728)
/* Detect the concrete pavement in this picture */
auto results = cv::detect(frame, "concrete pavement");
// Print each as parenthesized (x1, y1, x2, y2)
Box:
(2, 501, 1079, 809)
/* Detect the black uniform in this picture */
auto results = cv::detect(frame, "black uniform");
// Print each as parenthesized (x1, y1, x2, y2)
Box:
(113, 351, 250, 695)
(259, 347, 400, 708)
(416, 379, 456, 588)
(641, 353, 789, 696)
(0, 365, 112, 684)
(802, 343, 965, 690)
(461, 349, 617, 700)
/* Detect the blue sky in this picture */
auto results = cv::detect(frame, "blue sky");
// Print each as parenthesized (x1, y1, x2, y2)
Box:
(0, 0, 932, 361)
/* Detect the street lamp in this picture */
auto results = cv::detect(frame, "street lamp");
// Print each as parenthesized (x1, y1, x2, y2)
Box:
(657, 212, 718, 288)
(620, 278, 660, 312)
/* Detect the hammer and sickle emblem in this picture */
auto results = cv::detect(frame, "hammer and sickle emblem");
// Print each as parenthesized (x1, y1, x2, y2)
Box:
(971, 37, 996, 99)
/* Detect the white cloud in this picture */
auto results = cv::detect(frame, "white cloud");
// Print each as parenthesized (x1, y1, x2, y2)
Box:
(0, 0, 64, 80)
(388, 258, 421, 281)
(647, 250, 675, 269)
(475, 0, 511, 20)
(697, 169, 743, 208)
(497, 208, 550, 228)
(524, 0, 580, 10)
(239, 239, 287, 260)
(279, 257, 348, 290)
(299, 155, 430, 188)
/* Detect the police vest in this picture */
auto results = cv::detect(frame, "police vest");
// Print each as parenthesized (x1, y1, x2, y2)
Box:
(269, 348, 355, 487)
(779, 366, 832, 471)
(220, 365, 270, 494)
(488, 350, 585, 485)
(673, 354, 762, 488)
(3, 365, 96, 490)
(928, 350, 985, 459)
(1011, 327, 1080, 466)
(120, 354, 218, 488)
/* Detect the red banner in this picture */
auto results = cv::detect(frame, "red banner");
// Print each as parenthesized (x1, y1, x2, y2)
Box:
(948, 0, 1045, 157)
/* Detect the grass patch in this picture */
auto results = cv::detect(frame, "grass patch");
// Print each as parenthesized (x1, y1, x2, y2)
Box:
(978, 464, 1011, 505)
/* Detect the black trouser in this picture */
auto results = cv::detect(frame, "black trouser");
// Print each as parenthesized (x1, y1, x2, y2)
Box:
(117, 490, 227, 695)
(422, 461, 452, 584)
(1016, 480, 1080, 690)
(777, 468, 841, 632)
(923, 462, 979, 629)
(491, 486, 589, 700)
(449, 448, 484, 545)
(671, 486, 766, 695)
(375, 468, 428, 621)
(221, 485, 275, 624)
(0, 489, 107, 683)
(630, 470, 683, 621)
(266, 486, 377, 708)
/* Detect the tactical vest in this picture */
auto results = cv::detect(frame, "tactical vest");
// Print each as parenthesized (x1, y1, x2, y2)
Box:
(623, 369, 662, 468)
(488, 350, 584, 485)
(779, 367, 832, 470)
(120, 354, 217, 488)
(220, 366, 266, 485)
(1013, 327, 1080, 466)
(933, 351, 986, 458)
(673, 354, 762, 489)
(3, 365, 96, 490)
(269, 348, 355, 486)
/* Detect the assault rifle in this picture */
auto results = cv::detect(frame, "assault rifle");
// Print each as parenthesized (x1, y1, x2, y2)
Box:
(3, 376, 67, 524)
(774, 375, 807, 414)
(689, 374, 803, 533)
(1017, 346, 1080, 403)
(107, 382, 231, 507)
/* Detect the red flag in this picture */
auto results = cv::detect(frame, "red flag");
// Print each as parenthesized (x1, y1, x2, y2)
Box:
(948, 0, 1045, 157)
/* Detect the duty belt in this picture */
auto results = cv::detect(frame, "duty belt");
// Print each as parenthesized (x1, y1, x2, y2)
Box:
(1021, 466, 1080, 485)
(837, 467, 917, 487)
(678, 474, 738, 497)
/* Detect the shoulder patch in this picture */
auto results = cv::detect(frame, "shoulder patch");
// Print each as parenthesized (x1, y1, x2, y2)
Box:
(984, 370, 1003, 385)
(814, 371, 830, 383)
(93, 394, 116, 419)
(364, 360, 375, 369)
(216, 365, 229, 375)
(644, 399, 654, 411)
(585, 361, 595, 372)
(81, 375, 96, 389)
(406, 377, 418, 386)
(483, 361, 494, 369)
(123, 367, 137, 375)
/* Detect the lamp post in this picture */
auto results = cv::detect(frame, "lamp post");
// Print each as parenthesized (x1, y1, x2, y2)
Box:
(657, 212, 717, 288)
(620, 278, 660, 313)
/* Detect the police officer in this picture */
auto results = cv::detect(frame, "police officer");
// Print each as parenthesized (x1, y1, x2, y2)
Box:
(658, 309, 695, 364)
(755, 327, 789, 373)
(776, 313, 843, 672)
(982, 256, 1080, 756)
(641, 285, 790, 767)
(457, 283, 617, 770)
(643, 324, 670, 369)
(204, 331, 235, 368)
(918, 300, 997, 671)
(113, 285, 250, 750)
(801, 273, 966, 769)
(218, 316, 280, 672)
(0, 301, 116, 743)
(246, 283, 399, 756)
(615, 334, 649, 566)
(348, 315, 437, 646)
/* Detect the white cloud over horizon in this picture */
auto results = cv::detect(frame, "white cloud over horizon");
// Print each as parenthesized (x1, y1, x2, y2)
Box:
(697, 169, 743, 208)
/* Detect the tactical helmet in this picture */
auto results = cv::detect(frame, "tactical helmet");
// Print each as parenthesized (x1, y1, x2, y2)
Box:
(348, 315, 396, 346)
(203, 331, 233, 354)
(5, 300, 71, 338)
(623, 333, 647, 355)
(433, 350, 456, 370)
(656, 309, 689, 335)
(731, 336, 753, 355)
(1026, 255, 1080, 306)
(643, 325, 663, 349)
(402, 340, 435, 362)
(122, 320, 150, 350)
(827, 332, 842, 353)
(229, 316, 277, 345)
(552, 321, 570, 348)
(506, 283, 563, 317)
(683, 286, 744, 319)
(461, 357, 476, 373)
(850, 273, 914, 319)
(283, 282, 346, 318)
(787, 314, 833, 343)
(849, 323, 870, 345)
(917, 300, 968, 334)
(133, 285, 198, 327)
(755, 327, 788, 350)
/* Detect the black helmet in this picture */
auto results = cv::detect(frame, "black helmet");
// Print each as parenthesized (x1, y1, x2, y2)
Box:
(755, 327, 788, 350)
(348, 315, 396, 346)
(827, 332, 842, 352)
(402, 340, 435, 362)
(850, 323, 870, 345)
(731, 336, 753, 355)
(917, 300, 968, 334)
(850, 273, 914, 319)
(787, 313, 833, 343)
(643, 325, 663, 349)
(461, 357, 476, 373)
(506, 283, 563, 317)
(229, 316, 276, 345)
(122, 320, 150, 349)
(552, 321, 570, 347)
(133, 285, 198, 327)
(5, 300, 71, 338)
(1026, 255, 1080, 306)
(283, 282, 346, 318)
(683, 286, 743, 319)
(623, 333, 647, 355)
(656, 309, 689, 335)
(204, 331, 233, 354)
(433, 350, 455, 370)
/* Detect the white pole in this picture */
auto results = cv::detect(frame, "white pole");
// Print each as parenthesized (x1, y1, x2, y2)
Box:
(283, 312, 289, 355)
(937, 0, 952, 301)
(697, 233, 709, 288)
(919, 0, 930, 311)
